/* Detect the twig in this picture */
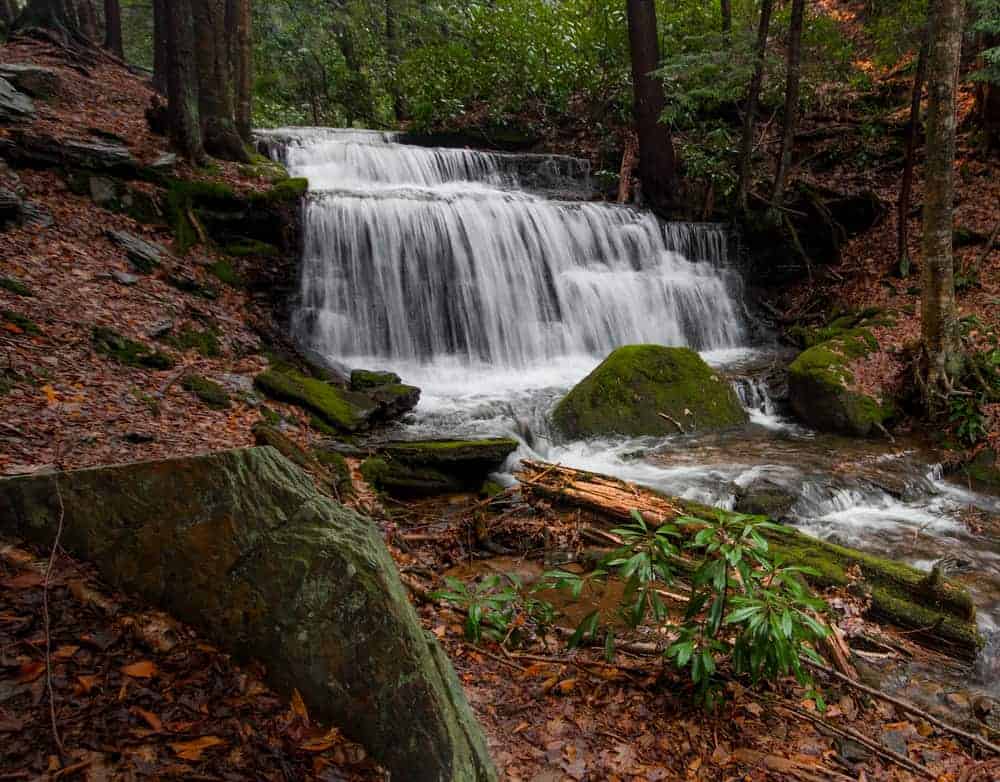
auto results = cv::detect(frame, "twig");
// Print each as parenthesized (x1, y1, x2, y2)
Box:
(808, 660, 1000, 756)
(657, 412, 686, 433)
(42, 474, 66, 760)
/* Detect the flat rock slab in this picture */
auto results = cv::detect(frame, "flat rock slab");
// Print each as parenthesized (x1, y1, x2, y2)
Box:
(0, 132, 139, 177)
(0, 447, 497, 782)
(105, 229, 170, 272)
(0, 63, 60, 98)
(0, 76, 35, 123)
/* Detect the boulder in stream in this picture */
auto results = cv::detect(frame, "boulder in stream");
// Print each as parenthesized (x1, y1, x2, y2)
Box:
(552, 345, 748, 438)
(0, 447, 498, 782)
(362, 438, 519, 496)
(788, 329, 894, 437)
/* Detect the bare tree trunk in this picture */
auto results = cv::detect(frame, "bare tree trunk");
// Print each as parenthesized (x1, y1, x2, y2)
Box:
(771, 0, 806, 207)
(920, 0, 965, 407)
(721, 0, 732, 35)
(166, 0, 204, 164)
(0, 0, 17, 28)
(193, 0, 248, 161)
(233, 0, 252, 140)
(102, 0, 121, 56)
(736, 0, 775, 213)
(898, 38, 928, 276)
(385, 0, 404, 121)
(626, 0, 677, 211)
(76, 0, 97, 40)
(15, 0, 81, 40)
(152, 0, 168, 94)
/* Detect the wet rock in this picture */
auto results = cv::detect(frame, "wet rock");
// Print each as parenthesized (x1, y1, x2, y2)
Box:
(788, 329, 894, 437)
(105, 229, 169, 273)
(18, 200, 52, 229)
(734, 478, 796, 519)
(837, 738, 871, 764)
(351, 369, 402, 390)
(0, 448, 498, 782)
(0, 187, 22, 226)
(147, 319, 174, 339)
(296, 346, 350, 386)
(111, 270, 140, 286)
(0, 77, 35, 123)
(254, 366, 379, 433)
(881, 724, 916, 757)
(150, 152, 178, 172)
(346, 368, 420, 421)
(553, 345, 748, 438)
(0, 132, 139, 177)
(0, 64, 60, 98)
(164, 267, 219, 299)
(361, 438, 518, 497)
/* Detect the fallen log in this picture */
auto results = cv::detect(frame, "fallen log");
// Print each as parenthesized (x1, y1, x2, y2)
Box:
(515, 460, 981, 662)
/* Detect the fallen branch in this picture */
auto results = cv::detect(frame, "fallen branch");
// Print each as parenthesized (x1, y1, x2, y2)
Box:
(42, 475, 66, 760)
(657, 412, 686, 433)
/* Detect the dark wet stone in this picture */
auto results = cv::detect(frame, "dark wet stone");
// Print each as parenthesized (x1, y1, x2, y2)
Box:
(0, 77, 35, 123)
(0, 64, 60, 98)
(105, 229, 169, 273)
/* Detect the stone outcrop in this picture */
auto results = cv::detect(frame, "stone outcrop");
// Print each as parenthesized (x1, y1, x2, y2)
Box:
(105, 229, 171, 273)
(361, 438, 518, 496)
(0, 447, 497, 782)
(553, 345, 748, 438)
(0, 77, 35, 123)
(0, 63, 60, 98)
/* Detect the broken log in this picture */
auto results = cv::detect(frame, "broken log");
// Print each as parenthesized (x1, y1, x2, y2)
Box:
(515, 460, 981, 662)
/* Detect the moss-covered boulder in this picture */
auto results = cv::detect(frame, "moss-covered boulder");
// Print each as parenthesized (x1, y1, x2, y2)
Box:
(181, 373, 230, 410)
(362, 439, 518, 496)
(552, 345, 747, 438)
(93, 326, 176, 370)
(351, 369, 402, 390)
(255, 367, 378, 432)
(0, 448, 497, 782)
(788, 329, 893, 436)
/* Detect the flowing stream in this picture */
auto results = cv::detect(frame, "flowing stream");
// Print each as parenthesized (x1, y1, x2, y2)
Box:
(260, 128, 1000, 692)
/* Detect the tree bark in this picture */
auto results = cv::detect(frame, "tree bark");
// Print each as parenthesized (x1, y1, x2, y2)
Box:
(193, 0, 248, 161)
(721, 0, 732, 35)
(771, 0, 806, 207)
(76, 0, 97, 41)
(15, 0, 81, 39)
(385, 0, 404, 120)
(626, 0, 677, 211)
(152, 0, 168, 94)
(233, 0, 252, 140)
(102, 0, 122, 57)
(165, 0, 204, 164)
(897, 38, 928, 276)
(920, 0, 965, 406)
(736, 0, 775, 213)
(0, 0, 16, 28)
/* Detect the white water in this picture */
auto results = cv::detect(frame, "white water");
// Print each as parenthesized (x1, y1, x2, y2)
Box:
(266, 128, 1000, 648)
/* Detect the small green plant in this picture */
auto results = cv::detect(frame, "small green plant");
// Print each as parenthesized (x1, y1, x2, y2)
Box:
(432, 574, 520, 643)
(948, 395, 987, 445)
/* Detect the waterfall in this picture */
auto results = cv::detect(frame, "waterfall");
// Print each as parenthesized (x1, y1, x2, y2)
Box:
(262, 128, 748, 369)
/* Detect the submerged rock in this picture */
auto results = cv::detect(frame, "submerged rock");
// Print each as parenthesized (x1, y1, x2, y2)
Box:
(361, 438, 518, 497)
(788, 329, 893, 437)
(0, 448, 497, 782)
(734, 478, 797, 520)
(552, 345, 748, 438)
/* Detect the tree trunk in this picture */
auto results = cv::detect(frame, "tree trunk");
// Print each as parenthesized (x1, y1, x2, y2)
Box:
(102, 0, 121, 57)
(152, 0, 168, 94)
(76, 0, 97, 41)
(920, 0, 965, 406)
(193, 0, 248, 161)
(897, 38, 928, 276)
(721, 0, 732, 35)
(978, 33, 1000, 151)
(15, 0, 81, 39)
(736, 0, 775, 212)
(0, 0, 16, 28)
(233, 0, 252, 140)
(771, 0, 806, 207)
(165, 0, 204, 164)
(385, 0, 404, 121)
(625, 0, 677, 211)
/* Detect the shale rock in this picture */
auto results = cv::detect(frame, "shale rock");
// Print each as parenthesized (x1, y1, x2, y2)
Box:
(0, 448, 497, 782)
(361, 438, 518, 497)
(788, 329, 894, 437)
(0, 63, 60, 98)
(553, 345, 748, 438)
(0, 77, 34, 123)
(105, 229, 170, 273)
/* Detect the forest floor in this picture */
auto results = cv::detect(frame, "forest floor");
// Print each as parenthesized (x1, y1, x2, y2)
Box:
(1, 21, 999, 782)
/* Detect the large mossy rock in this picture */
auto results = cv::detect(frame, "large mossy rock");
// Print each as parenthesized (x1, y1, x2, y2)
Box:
(255, 367, 379, 432)
(362, 438, 518, 497)
(0, 448, 497, 782)
(788, 329, 893, 437)
(552, 345, 747, 438)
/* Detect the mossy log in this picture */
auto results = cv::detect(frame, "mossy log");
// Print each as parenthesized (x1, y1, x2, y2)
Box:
(515, 459, 981, 661)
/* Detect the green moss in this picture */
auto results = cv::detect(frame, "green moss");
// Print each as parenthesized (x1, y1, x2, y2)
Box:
(787, 328, 893, 436)
(0, 367, 24, 396)
(92, 326, 176, 370)
(351, 369, 402, 390)
(206, 259, 243, 287)
(962, 449, 1000, 490)
(164, 179, 242, 253)
(314, 449, 353, 497)
(2, 310, 41, 335)
(237, 154, 289, 182)
(360, 456, 462, 496)
(254, 368, 376, 432)
(166, 326, 221, 358)
(181, 374, 231, 410)
(0, 276, 33, 297)
(249, 177, 309, 205)
(481, 480, 504, 498)
(553, 345, 747, 438)
(676, 499, 980, 659)
(224, 238, 279, 258)
(252, 422, 317, 472)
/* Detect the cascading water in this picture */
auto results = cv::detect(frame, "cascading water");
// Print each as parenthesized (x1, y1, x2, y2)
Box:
(263, 128, 1000, 687)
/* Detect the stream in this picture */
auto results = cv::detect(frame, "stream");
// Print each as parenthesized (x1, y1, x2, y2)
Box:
(258, 127, 1000, 702)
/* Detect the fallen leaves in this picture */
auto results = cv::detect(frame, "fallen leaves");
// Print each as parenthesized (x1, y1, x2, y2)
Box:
(169, 735, 226, 761)
(121, 660, 157, 679)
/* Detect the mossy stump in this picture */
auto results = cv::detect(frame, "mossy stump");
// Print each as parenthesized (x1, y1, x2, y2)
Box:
(553, 345, 747, 438)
